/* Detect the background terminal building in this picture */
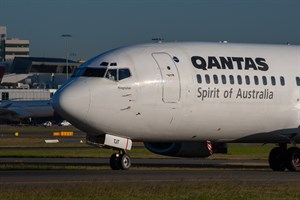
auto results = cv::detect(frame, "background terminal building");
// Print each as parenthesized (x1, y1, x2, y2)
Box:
(0, 26, 29, 62)
(0, 26, 81, 101)
(2, 57, 80, 89)
(0, 56, 81, 101)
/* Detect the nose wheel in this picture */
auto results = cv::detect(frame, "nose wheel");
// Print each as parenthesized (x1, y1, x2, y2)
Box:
(109, 151, 131, 170)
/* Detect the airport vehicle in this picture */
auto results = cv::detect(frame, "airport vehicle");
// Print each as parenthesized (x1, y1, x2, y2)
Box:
(52, 42, 300, 171)
(42, 120, 52, 127)
(58, 120, 71, 126)
(0, 100, 54, 122)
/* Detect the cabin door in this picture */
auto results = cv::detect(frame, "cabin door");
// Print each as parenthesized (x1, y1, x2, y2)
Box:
(152, 53, 181, 103)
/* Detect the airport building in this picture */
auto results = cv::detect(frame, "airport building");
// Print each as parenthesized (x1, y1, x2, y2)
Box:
(0, 89, 55, 101)
(1, 38, 30, 61)
(1, 57, 80, 89)
(0, 26, 30, 62)
(0, 26, 82, 89)
(0, 26, 6, 40)
(0, 26, 7, 61)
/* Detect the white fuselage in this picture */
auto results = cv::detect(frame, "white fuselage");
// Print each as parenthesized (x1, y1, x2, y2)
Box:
(52, 42, 300, 143)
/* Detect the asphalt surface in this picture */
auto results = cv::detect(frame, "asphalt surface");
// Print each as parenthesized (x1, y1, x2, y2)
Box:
(1, 157, 300, 185)
(1, 168, 299, 185)
(0, 157, 267, 169)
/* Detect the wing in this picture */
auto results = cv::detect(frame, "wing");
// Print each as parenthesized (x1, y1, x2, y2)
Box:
(0, 108, 31, 119)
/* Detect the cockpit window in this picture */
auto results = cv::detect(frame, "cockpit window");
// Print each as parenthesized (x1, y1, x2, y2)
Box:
(105, 69, 117, 81)
(100, 62, 109, 66)
(72, 67, 131, 81)
(104, 68, 131, 81)
(119, 68, 131, 80)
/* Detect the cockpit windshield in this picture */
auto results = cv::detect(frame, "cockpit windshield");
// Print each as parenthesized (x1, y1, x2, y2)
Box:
(71, 67, 131, 81)
(119, 68, 131, 80)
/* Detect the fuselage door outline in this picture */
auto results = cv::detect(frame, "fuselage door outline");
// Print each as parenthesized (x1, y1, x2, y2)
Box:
(152, 52, 181, 103)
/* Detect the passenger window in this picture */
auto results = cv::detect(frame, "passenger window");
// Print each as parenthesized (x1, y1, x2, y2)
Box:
(271, 76, 276, 86)
(197, 74, 202, 84)
(254, 76, 259, 85)
(119, 68, 131, 81)
(105, 69, 117, 81)
(205, 74, 210, 84)
(237, 75, 242, 85)
(262, 76, 267, 85)
(245, 75, 250, 85)
(296, 77, 300, 86)
(221, 75, 226, 84)
(213, 75, 218, 84)
(229, 75, 234, 84)
(280, 76, 285, 86)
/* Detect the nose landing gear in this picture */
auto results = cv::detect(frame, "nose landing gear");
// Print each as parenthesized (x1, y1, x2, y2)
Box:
(109, 151, 132, 170)
(86, 134, 133, 170)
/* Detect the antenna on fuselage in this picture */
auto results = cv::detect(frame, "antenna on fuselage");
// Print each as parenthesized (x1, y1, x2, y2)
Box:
(219, 41, 228, 44)
(152, 38, 164, 43)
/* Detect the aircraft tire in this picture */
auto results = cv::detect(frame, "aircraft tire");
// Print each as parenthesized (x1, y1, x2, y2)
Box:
(269, 147, 286, 171)
(110, 153, 121, 170)
(286, 147, 300, 172)
(119, 153, 131, 170)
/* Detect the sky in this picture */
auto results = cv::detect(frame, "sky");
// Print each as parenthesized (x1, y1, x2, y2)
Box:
(1, 0, 299, 60)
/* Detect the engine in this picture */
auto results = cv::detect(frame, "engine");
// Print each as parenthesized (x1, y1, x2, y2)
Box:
(144, 141, 227, 158)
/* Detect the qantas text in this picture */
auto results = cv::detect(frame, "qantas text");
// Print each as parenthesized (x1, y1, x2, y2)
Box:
(191, 56, 269, 71)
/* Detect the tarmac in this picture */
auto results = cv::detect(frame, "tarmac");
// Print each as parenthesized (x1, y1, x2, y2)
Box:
(1, 157, 300, 185)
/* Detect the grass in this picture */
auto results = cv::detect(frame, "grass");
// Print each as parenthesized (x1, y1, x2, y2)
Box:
(0, 125, 79, 133)
(0, 138, 275, 160)
(212, 144, 273, 160)
(0, 147, 171, 158)
(0, 144, 274, 159)
(0, 181, 299, 200)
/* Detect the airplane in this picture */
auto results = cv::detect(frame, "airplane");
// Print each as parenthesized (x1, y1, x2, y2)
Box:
(52, 41, 300, 171)
(0, 99, 54, 122)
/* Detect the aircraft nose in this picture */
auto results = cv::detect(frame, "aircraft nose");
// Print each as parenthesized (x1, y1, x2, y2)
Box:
(52, 80, 90, 123)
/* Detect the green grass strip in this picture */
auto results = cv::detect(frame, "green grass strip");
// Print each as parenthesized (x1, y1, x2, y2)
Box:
(0, 181, 299, 200)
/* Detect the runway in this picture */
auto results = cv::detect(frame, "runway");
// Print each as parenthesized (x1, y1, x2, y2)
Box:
(1, 157, 300, 185)
(0, 157, 267, 169)
(1, 169, 300, 185)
